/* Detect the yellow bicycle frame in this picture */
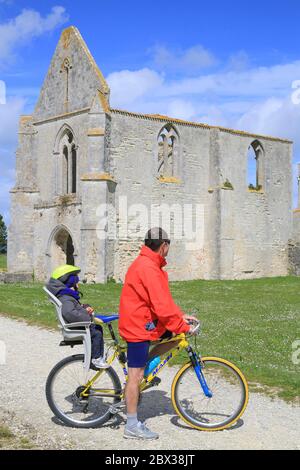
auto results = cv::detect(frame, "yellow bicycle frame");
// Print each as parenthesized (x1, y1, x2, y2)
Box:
(80, 333, 189, 399)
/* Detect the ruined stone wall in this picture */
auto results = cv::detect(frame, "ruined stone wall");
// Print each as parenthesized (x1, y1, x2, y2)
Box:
(8, 116, 39, 275)
(9, 107, 110, 282)
(30, 113, 88, 280)
(34, 27, 109, 122)
(217, 131, 292, 279)
(109, 111, 213, 282)
(109, 112, 292, 282)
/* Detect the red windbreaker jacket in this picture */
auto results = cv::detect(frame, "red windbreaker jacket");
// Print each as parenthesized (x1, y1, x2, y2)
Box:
(119, 245, 190, 342)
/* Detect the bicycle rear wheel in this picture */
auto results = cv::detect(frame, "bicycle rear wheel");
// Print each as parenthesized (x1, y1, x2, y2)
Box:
(171, 357, 248, 431)
(46, 354, 122, 428)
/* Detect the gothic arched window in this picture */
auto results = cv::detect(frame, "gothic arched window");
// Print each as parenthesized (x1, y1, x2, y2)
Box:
(71, 145, 77, 194)
(157, 124, 179, 177)
(62, 146, 69, 194)
(247, 140, 264, 191)
(59, 128, 77, 195)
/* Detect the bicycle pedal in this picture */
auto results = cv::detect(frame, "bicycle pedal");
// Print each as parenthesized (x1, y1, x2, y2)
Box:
(144, 377, 161, 389)
(109, 401, 126, 415)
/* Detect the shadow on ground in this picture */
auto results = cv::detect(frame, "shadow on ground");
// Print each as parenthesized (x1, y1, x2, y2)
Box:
(50, 388, 244, 433)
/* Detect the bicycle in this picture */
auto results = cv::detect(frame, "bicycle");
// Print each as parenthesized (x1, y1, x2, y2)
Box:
(45, 315, 249, 431)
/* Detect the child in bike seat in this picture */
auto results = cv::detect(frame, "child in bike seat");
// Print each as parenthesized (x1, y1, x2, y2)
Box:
(46, 264, 109, 369)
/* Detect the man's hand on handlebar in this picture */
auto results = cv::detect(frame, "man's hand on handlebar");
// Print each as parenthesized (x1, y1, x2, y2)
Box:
(184, 314, 198, 324)
(183, 315, 200, 336)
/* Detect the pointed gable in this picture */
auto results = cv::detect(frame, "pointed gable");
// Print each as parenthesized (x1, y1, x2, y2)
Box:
(33, 26, 110, 121)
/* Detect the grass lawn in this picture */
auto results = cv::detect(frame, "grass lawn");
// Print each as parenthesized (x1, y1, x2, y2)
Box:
(0, 277, 299, 401)
(0, 255, 7, 271)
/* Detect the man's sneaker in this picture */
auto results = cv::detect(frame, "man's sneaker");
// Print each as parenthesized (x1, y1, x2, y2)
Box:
(124, 421, 159, 440)
(91, 356, 109, 369)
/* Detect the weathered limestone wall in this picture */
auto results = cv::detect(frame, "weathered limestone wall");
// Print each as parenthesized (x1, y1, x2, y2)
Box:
(109, 112, 292, 282)
(34, 27, 109, 122)
(8, 190, 39, 274)
(217, 131, 292, 279)
(32, 202, 82, 281)
(33, 113, 89, 201)
(31, 105, 111, 282)
(8, 116, 39, 275)
(10, 108, 111, 281)
(109, 112, 212, 282)
(31, 112, 87, 280)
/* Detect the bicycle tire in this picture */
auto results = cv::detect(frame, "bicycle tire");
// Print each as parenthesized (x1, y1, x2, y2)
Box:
(46, 354, 122, 428)
(171, 356, 249, 431)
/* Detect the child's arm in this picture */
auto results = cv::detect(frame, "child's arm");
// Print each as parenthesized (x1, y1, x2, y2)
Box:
(62, 299, 92, 323)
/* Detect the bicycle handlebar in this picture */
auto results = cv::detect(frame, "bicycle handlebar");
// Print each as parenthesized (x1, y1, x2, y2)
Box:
(186, 319, 201, 336)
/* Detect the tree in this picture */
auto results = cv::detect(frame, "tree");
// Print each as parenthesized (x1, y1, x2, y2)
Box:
(0, 214, 7, 246)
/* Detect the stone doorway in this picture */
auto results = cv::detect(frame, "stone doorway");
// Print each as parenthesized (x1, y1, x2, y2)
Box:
(50, 227, 75, 270)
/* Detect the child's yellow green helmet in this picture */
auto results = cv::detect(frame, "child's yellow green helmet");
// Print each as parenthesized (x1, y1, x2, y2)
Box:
(51, 264, 81, 281)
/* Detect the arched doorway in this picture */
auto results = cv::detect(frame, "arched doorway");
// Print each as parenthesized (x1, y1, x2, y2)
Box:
(49, 227, 75, 271)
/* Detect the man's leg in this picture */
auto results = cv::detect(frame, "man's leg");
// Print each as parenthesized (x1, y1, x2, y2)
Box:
(125, 366, 144, 426)
(124, 341, 158, 439)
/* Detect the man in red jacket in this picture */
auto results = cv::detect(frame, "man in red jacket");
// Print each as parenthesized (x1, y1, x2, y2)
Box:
(119, 227, 196, 440)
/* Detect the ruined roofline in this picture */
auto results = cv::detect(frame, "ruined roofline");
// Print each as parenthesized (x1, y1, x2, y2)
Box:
(110, 108, 293, 144)
(30, 104, 293, 144)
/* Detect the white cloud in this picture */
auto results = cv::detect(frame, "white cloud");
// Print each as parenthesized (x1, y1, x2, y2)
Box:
(0, 96, 25, 147)
(107, 68, 164, 108)
(227, 50, 250, 72)
(0, 96, 25, 222)
(0, 6, 69, 64)
(159, 61, 300, 99)
(0, 97, 27, 217)
(166, 99, 196, 121)
(152, 44, 217, 73)
(107, 59, 300, 132)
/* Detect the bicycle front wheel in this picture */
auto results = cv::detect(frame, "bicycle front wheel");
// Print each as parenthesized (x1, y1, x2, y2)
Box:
(46, 354, 122, 428)
(171, 357, 249, 431)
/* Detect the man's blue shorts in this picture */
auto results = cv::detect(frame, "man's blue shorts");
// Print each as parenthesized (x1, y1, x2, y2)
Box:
(127, 341, 150, 368)
(126, 331, 173, 368)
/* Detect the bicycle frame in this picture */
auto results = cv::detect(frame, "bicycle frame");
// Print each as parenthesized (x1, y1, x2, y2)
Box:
(80, 321, 212, 400)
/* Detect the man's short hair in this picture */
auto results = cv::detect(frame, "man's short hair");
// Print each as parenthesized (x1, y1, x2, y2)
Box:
(144, 227, 170, 251)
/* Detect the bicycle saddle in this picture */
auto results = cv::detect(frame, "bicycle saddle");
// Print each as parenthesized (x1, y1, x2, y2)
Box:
(95, 314, 119, 324)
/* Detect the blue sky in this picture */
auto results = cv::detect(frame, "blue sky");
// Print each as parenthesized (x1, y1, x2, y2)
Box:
(1, 0, 300, 223)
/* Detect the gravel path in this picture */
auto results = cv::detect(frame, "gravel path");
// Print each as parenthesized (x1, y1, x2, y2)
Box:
(0, 316, 299, 450)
